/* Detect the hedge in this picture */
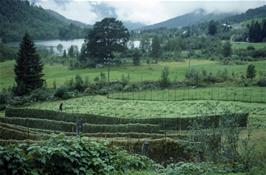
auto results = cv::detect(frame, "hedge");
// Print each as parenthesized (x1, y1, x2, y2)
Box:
(0, 125, 39, 140)
(0, 117, 161, 133)
(0, 139, 39, 146)
(82, 132, 188, 139)
(5, 107, 249, 130)
(110, 138, 198, 163)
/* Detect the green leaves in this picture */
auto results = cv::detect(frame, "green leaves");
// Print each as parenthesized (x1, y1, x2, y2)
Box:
(0, 135, 153, 174)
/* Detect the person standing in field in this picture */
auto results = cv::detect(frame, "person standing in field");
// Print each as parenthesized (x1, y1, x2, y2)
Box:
(59, 102, 63, 112)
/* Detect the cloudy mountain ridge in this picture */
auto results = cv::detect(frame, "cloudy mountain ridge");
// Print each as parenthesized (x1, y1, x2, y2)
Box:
(141, 8, 235, 30)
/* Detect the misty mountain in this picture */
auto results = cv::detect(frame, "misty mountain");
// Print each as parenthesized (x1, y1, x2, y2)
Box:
(123, 21, 146, 30)
(46, 10, 92, 28)
(141, 9, 235, 30)
(0, 0, 88, 41)
(223, 5, 266, 23)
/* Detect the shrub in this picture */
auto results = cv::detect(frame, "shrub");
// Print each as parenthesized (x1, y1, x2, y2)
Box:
(246, 64, 256, 80)
(0, 145, 31, 175)
(9, 96, 31, 106)
(160, 66, 170, 88)
(73, 74, 85, 92)
(123, 84, 139, 92)
(132, 49, 141, 66)
(0, 91, 9, 110)
(257, 78, 266, 87)
(0, 91, 8, 105)
(161, 162, 224, 175)
(29, 88, 51, 102)
(54, 86, 70, 99)
(109, 83, 124, 92)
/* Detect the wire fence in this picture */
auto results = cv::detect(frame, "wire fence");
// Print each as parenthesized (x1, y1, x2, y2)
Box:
(109, 86, 266, 103)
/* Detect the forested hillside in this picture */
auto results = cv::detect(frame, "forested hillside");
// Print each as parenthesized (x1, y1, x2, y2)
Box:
(142, 9, 234, 30)
(0, 0, 88, 42)
(224, 5, 266, 23)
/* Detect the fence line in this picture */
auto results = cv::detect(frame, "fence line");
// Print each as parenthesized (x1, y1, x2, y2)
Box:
(109, 87, 266, 104)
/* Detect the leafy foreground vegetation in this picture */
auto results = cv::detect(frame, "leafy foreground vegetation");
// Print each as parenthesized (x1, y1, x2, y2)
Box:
(0, 133, 265, 175)
(0, 135, 153, 175)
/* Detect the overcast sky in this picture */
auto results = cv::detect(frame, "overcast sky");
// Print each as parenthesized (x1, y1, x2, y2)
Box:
(31, 0, 266, 25)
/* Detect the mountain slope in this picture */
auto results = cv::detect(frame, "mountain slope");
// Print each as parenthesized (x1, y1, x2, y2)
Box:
(223, 5, 266, 23)
(142, 9, 234, 30)
(0, 0, 88, 42)
(46, 10, 92, 28)
(123, 21, 146, 30)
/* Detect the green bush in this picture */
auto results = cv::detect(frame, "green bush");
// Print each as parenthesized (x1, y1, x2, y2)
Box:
(29, 88, 51, 102)
(0, 145, 31, 175)
(54, 86, 70, 99)
(160, 162, 224, 175)
(257, 78, 266, 87)
(0, 135, 154, 174)
(0, 91, 8, 105)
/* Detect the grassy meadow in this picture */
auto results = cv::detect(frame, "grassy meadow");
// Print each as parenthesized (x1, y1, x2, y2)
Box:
(231, 41, 266, 49)
(1, 59, 266, 89)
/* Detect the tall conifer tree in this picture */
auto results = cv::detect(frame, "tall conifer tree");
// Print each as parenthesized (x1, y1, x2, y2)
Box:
(262, 20, 266, 41)
(14, 33, 44, 95)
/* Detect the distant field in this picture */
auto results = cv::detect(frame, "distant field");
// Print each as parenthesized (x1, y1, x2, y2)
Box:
(232, 41, 266, 49)
(1, 59, 266, 89)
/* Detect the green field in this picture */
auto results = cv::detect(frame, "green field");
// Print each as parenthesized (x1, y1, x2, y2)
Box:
(27, 95, 265, 123)
(231, 41, 266, 49)
(2, 59, 266, 89)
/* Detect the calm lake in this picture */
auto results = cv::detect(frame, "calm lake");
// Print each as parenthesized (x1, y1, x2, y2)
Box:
(8, 39, 141, 54)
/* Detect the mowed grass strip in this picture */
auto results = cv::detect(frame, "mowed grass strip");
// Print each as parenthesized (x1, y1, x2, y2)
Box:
(1, 59, 266, 89)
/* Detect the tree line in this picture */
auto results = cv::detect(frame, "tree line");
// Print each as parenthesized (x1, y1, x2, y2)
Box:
(248, 20, 266, 42)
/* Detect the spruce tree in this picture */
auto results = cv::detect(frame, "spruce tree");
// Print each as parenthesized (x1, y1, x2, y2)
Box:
(151, 36, 161, 62)
(132, 49, 141, 66)
(246, 64, 256, 80)
(253, 21, 262, 42)
(208, 20, 217, 35)
(14, 33, 44, 95)
(222, 41, 232, 57)
(262, 20, 266, 41)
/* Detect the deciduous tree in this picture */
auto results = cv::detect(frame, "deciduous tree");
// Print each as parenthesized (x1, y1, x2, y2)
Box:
(246, 64, 256, 80)
(85, 18, 129, 67)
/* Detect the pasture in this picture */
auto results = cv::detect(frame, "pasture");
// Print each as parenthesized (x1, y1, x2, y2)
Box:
(1, 59, 266, 89)
(231, 41, 266, 49)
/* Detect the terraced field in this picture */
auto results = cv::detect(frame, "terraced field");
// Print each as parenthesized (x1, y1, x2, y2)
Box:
(27, 95, 265, 121)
